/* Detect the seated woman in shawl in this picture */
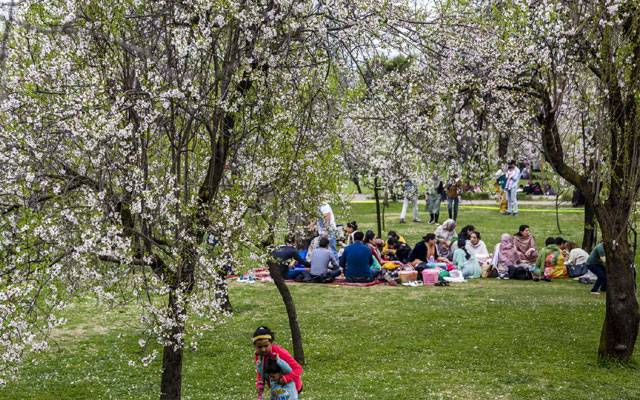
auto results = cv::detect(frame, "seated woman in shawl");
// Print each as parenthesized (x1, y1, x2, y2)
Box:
(496, 233, 520, 279)
(434, 219, 457, 245)
(513, 225, 537, 265)
(452, 238, 481, 279)
(465, 231, 491, 265)
(363, 230, 384, 266)
(535, 237, 567, 280)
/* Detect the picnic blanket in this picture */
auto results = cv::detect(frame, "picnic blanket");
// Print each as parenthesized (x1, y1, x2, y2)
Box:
(231, 267, 386, 287)
(285, 278, 385, 287)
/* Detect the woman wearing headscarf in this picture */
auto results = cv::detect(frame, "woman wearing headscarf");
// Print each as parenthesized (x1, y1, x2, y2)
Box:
(426, 176, 443, 224)
(434, 219, 457, 244)
(513, 224, 537, 265)
(497, 233, 519, 279)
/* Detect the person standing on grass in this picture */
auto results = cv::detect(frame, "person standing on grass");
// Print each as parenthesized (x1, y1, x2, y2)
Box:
(426, 176, 443, 224)
(400, 179, 421, 223)
(445, 173, 462, 221)
(253, 326, 303, 400)
(586, 242, 607, 294)
(504, 160, 521, 216)
(494, 169, 508, 214)
(317, 203, 338, 255)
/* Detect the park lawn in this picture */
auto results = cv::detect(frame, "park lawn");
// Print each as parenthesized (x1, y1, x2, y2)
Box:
(2, 204, 639, 399)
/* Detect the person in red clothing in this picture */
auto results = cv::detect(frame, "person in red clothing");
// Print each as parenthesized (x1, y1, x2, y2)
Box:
(253, 326, 303, 400)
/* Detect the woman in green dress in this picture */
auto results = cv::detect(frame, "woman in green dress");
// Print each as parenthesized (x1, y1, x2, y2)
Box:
(452, 238, 481, 279)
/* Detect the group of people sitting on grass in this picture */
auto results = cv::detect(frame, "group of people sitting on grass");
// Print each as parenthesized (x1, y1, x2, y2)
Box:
(272, 219, 606, 293)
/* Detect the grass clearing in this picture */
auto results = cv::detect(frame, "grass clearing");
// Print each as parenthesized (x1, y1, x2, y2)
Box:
(2, 203, 639, 399)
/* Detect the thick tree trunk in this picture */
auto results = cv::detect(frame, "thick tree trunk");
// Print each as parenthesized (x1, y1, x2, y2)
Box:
(268, 262, 305, 365)
(582, 199, 596, 252)
(160, 293, 185, 400)
(598, 217, 640, 362)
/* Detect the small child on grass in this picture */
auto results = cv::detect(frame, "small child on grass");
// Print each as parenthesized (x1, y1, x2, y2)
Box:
(263, 356, 298, 400)
(253, 326, 303, 400)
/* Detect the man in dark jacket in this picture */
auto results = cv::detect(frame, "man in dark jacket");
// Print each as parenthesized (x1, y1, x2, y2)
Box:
(271, 235, 310, 279)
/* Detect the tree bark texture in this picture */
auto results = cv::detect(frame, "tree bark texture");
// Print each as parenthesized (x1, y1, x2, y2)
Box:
(268, 262, 305, 365)
(597, 216, 640, 362)
(160, 293, 185, 400)
(582, 199, 596, 252)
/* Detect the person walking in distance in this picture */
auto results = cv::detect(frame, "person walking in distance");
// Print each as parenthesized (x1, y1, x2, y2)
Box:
(426, 175, 443, 224)
(446, 173, 461, 221)
(400, 179, 421, 223)
(505, 160, 521, 216)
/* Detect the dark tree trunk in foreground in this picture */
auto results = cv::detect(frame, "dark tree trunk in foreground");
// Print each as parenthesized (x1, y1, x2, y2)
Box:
(596, 201, 640, 361)
(268, 262, 305, 365)
(160, 293, 185, 400)
(582, 199, 596, 252)
(538, 93, 640, 362)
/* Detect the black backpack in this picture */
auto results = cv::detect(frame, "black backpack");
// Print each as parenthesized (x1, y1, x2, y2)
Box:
(508, 265, 533, 280)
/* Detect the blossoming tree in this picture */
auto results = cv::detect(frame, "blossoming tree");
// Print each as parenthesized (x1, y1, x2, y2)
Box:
(0, 0, 425, 398)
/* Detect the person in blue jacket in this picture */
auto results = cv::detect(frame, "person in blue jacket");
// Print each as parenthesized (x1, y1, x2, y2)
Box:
(339, 231, 378, 282)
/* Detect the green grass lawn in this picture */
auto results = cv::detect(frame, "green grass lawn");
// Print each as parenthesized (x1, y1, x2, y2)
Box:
(3, 203, 639, 399)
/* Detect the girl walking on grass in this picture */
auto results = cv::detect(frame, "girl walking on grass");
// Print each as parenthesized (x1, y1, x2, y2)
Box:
(253, 326, 303, 400)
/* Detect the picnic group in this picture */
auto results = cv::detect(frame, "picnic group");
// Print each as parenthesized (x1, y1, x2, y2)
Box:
(262, 201, 607, 294)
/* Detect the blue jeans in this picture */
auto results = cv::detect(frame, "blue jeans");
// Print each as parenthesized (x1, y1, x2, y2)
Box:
(287, 268, 307, 280)
(588, 264, 607, 292)
(328, 235, 338, 257)
(447, 197, 459, 220)
(506, 186, 518, 214)
(345, 269, 379, 282)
